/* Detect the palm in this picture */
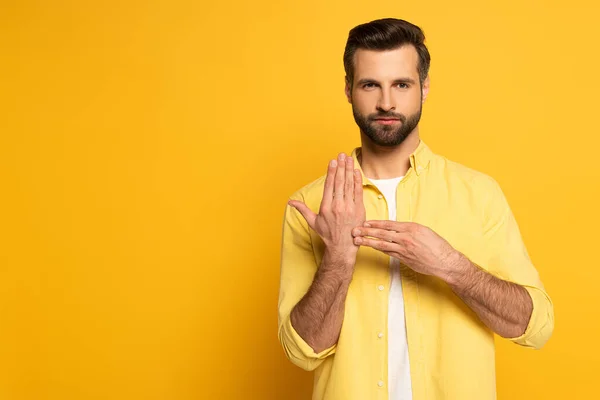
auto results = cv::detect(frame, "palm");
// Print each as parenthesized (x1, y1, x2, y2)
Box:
(288, 153, 365, 253)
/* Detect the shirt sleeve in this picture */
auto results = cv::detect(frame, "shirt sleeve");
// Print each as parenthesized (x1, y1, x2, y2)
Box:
(277, 194, 336, 371)
(479, 177, 554, 349)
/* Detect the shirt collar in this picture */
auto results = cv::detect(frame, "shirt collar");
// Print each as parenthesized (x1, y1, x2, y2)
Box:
(350, 139, 433, 186)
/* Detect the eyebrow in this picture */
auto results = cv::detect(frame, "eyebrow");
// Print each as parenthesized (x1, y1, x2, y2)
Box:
(357, 78, 417, 86)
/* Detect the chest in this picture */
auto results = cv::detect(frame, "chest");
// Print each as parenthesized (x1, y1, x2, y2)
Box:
(363, 179, 485, 261)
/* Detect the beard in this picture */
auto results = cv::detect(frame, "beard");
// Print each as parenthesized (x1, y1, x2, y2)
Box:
(352, 102, 422, 147)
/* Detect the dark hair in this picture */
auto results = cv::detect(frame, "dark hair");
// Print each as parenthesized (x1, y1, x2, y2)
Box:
(343, 18, 431, 87)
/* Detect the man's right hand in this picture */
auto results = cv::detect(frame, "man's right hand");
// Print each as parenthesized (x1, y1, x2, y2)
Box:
(286, 153, 364, 353)
(289, 153, 366, 264)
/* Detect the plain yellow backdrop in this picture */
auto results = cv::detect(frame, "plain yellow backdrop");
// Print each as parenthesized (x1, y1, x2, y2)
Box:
(1, 1, 598, 399)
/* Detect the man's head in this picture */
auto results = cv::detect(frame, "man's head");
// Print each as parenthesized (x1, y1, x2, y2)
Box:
(343, 18, 431, 147)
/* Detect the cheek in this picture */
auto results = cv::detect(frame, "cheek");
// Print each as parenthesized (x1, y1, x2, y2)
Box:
(352, 93, 377, 113)
(395, 90, 422, 112)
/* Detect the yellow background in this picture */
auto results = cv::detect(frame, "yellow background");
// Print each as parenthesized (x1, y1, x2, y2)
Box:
(1, 1, 597, 399)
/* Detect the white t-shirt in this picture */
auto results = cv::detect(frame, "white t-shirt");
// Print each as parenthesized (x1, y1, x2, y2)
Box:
(369, 177, 413, 400)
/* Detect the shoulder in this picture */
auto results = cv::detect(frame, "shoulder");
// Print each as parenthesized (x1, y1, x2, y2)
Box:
(429, 153, 511, 229)
(430, 152, 501, 193)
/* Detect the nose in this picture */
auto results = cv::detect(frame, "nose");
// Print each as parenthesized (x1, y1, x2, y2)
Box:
(376, 88, 395, 112)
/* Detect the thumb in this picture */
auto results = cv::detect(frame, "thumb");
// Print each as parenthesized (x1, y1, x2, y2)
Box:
(288, 200, 317, 230)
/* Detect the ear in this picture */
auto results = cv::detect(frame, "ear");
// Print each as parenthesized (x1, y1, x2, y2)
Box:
(344, 76, 352, 103)
(421, 75, 430, 103)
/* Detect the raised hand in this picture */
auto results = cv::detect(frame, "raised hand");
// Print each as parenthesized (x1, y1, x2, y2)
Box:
(289, 153, 366, 262)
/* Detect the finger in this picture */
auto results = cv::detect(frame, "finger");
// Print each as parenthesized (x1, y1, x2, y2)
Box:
(353, 236, 397, 252)
(333, 153, 346, 203)
(344, 156, 353, 200)
(288, 200, 317, 230)
(363, 220, 409, 231)
(352, 227, 396, 243)
(353, 169, 364, 205)
(321, 159, 337, 210)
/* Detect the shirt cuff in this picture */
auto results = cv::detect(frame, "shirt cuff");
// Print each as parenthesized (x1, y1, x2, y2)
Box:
(507, 285, 554, 349)
(279, 315, 336, 370)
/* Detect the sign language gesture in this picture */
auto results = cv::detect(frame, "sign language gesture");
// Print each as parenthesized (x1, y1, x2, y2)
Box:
(289, 153, 366, 262)
(286, 154, 366, 352)
(352, 221, 464, 281)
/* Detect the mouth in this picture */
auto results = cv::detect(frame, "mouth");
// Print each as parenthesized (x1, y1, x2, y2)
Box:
(373, 118, 400, 125)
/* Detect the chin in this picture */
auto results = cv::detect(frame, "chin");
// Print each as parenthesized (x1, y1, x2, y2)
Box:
(372, 137, 407, 147)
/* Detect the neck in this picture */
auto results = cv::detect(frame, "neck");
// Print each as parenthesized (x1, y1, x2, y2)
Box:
(358, 129, 421, 180)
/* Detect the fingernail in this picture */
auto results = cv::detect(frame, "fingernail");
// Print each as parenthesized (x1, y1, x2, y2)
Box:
(363, 222, 371, 227)
(330, 160, 337, 167)
(340, 153, 346, 161)
(354, 237, 363, 244)
(353, 229, 361, 236)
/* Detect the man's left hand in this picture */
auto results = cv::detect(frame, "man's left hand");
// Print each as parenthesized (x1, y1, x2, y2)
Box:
(352, 220, 467, 282)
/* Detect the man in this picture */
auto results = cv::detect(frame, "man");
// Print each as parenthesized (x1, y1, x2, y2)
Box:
(277, 18, 554, 400)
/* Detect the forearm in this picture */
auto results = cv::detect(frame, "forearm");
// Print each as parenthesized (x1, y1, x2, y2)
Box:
(290, 250, 354, 353)
(447, 254, 533, 338)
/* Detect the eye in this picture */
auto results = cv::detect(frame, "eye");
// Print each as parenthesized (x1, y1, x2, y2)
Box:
(362, 83, 377, 89)
(396, 83, 409, 89)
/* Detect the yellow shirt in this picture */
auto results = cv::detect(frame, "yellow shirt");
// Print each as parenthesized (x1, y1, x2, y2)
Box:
(277, 140, 554, 400)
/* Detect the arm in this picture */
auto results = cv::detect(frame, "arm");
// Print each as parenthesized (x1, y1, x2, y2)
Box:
(352, 178, 554, 349)
(278, 153, 365, 370)
(290, 250, 354, 353)
(472, 178, 554, 348)
(446, 253, 533, 339)
(352, 222, 533, 338)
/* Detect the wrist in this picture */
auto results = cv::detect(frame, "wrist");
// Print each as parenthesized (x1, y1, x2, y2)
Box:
(322, 246, 357, 272)
(443, 251, 473, 288)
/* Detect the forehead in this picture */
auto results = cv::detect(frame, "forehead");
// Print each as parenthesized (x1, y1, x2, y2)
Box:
(352, 45, 420, 80)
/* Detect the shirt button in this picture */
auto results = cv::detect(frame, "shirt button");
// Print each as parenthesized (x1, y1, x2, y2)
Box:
(377, 285, 384, 291)
(377, 380, 384, 387)
(377, 194, 383, 199)
(377, 332, 384, 338)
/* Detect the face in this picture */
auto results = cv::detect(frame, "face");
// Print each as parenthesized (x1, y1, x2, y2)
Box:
(345, 45, 430, 147)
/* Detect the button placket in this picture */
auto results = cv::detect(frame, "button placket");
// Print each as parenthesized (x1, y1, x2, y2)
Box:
(368, 185, 389, 398)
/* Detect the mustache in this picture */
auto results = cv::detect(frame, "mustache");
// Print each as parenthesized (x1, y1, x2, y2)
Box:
(369, 112, 406, 121)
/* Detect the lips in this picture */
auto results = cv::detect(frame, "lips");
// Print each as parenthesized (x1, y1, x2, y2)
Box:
(373, 118, 400, 125)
